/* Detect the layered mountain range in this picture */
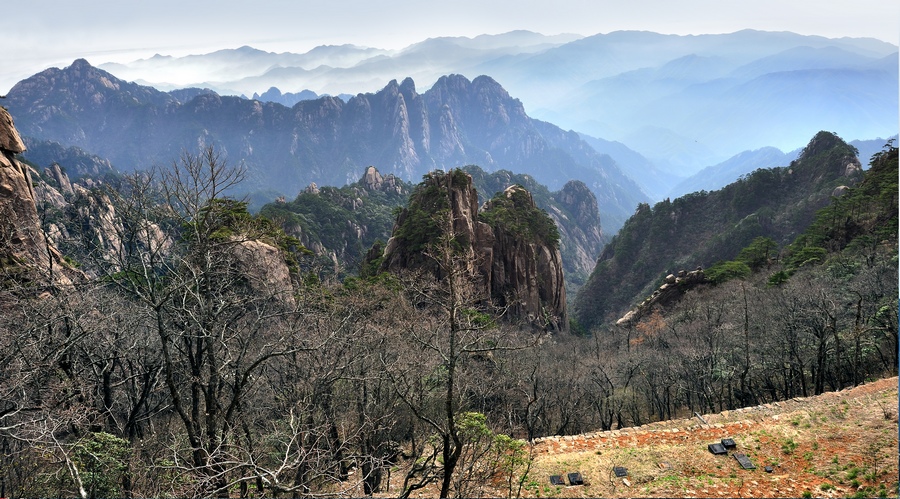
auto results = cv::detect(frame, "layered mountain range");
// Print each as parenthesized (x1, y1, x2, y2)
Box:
(5, 59, 647, 231)
(93, 30, 898, 173)
(1, 55, 896, 496)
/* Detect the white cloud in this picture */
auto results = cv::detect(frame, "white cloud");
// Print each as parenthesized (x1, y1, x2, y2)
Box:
(4, 0, 898, 93)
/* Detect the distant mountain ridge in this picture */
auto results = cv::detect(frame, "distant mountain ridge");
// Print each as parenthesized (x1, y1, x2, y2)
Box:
(5, 59, 647, 231)
(666, 147, 799, 199)
(89, 29, 896, 173)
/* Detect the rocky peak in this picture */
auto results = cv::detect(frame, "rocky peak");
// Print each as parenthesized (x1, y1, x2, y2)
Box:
(548, 180, 605, 285)
(362, 166, 383, 189)
(426, 74, 526, 126)
(10, 59, 166, 108)
(399, 77, 417, 97)
(379, 170, 566, 331)
(555, 180, 601, 228)
(45, 163, 74, 197)
(360, 166, 404, 194)
(794, 131, 863, 182)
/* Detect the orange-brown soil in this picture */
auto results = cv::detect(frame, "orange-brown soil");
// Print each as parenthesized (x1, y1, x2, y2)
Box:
(525, 377, 898, 498)
(380, 377, 897, 498)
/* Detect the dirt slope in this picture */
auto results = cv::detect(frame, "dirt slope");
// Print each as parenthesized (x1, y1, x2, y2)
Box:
(526, 377, 898, 498)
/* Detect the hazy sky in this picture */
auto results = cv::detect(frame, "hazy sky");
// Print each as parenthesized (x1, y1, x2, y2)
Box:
(5, 0, 899, 92)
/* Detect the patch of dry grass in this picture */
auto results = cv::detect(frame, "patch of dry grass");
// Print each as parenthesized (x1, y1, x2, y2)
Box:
(378, 378, 897, 498)
(522, 377, 898, 498)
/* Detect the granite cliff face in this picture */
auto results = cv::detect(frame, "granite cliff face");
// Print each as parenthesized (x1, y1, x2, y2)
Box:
(0, 106, 79, 287)
(549, 180, 606, 286)
(483, 185, 567, 330)
(460, 166, 606, 292)
(378, 170, 566, 331)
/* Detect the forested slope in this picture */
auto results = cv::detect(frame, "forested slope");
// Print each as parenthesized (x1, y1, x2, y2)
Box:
(574, 131, 863, 328)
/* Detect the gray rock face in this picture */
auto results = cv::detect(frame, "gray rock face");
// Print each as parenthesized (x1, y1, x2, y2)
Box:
(0, 107, 79, 286)
(832, 185, 850, 197)
(486, 188, 567, 330)
(0, 107, 25, 153)
(65, 184, 126, 269)
(232, 238, 296, 307)
(46, 163, 74, 197)
(550, 180, 605, 281)
(381, 171, 567, 331)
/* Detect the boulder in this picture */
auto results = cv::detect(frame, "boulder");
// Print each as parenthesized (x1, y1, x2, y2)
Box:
(232, 239, 296, 308)
(832, 185, 850, 197)
(0, 107, 25, 154)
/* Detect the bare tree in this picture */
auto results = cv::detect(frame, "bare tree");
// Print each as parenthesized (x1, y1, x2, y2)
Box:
(88, 147, 314, 495)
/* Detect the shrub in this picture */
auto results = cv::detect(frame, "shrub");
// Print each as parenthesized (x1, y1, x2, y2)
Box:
(706, 260, 751, 284)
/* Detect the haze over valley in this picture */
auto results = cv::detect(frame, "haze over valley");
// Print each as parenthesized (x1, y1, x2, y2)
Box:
(92, 30, 898, 177)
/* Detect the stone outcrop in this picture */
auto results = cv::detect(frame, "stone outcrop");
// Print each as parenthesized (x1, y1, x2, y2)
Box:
(379, 170, 566, 331)
(832, 185, 850, 197)
(616, 267, 707, 326)
(361, 165, 404, 194)
(61, 184, 127, 269)
(485, 186, 567, 330)
(0, 107, 25, 154)
(46, 163, 74, 197)
(232, 238, 296, 307)
(0, 106, 79, 287)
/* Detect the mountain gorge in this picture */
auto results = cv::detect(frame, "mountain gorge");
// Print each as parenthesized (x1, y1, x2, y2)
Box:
(6, 60, 647, 231)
